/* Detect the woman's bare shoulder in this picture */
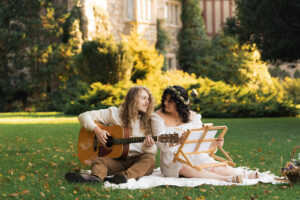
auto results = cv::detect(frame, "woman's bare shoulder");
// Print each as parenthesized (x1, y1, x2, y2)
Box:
(156, 110, 164, 117)
(189, 111, 197, 120)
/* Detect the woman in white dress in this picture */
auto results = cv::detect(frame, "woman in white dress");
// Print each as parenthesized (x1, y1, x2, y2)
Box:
(152, 85, 259, 183)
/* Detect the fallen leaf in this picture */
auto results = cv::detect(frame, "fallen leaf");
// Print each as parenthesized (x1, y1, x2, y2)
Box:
(22, 190, 30, 194)
(9, 193, 19, 197)
(8, 169, 14, 175)
(95, 192, 101, 196)
(37, 138, 43, 143)
(142, 193, 150, 198)
(19, 175, 25, 181)
(126, 194, 134, 199)
(44, 182, 49, 189)
(40, 192, 45, 198)
(184, 196, 193, 200)
(200, 188, 206, 192)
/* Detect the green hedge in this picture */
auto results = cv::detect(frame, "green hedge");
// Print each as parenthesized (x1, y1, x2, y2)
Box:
(62, 70, 298, 117)
(189, 78, 297, 117)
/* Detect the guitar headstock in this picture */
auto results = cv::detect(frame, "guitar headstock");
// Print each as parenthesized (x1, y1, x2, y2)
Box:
(158, 134, 178, 143)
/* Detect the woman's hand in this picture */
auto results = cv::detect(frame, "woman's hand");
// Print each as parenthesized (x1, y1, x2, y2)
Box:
(143, 135, 155, 147)
(169, 132, 188, 147)
(210, 138, 224, 149)
(216, 138, 224, 147)
(93, 126, 110, 145)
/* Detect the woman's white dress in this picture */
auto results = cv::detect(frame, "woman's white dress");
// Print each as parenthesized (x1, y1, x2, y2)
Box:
(151, 113, 218, 177)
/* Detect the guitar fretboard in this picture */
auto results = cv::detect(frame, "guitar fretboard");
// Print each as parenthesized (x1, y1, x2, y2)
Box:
(113, 136, 158, 145)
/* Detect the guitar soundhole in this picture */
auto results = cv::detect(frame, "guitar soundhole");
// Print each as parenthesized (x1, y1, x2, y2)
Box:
(106, 136, 114, 148)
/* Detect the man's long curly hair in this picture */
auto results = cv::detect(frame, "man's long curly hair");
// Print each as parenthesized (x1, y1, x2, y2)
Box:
(161, 85, 190, 123)
(120, 86, 154, 136)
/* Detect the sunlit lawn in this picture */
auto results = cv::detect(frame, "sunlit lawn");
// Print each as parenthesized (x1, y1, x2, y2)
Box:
(0, 112, 300, 199)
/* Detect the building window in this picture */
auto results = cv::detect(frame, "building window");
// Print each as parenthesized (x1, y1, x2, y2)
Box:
(127, 0, 134, 20)
(124, 0, 135, 21)
(137, 0, 154, 22)
(165, 2, 180, 26)
(166, 54, 176, 69)
(125, 0, 155, 22)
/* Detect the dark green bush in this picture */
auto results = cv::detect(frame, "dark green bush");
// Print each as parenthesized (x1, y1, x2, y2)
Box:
(281, 78, 300, 105)
(177, 0, 208, 72)
(155, 19, 170, 71)
(188, 78, 297, 117)
(62, 81, 133, 115)
(74, 36, 133, 84)
(62, 69, 298, 117)
(294, 69, 300, 78)
(191, 33, 273, 87)
(268, 67, 290, 78)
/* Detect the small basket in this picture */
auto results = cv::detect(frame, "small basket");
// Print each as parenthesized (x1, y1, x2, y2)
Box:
(282, 145, 300, 185)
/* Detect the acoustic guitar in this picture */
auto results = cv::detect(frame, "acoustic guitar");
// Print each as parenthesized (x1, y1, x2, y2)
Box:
(77, 122, 178, 166)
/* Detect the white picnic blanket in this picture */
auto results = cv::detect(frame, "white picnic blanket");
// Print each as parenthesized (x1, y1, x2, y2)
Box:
(82, 167, 286, 189)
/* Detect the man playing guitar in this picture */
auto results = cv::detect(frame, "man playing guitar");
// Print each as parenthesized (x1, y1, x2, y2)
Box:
(65, 86, 157, 184)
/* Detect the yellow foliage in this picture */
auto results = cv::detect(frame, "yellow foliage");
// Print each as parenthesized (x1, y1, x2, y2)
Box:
(122, 30, 164, 79)
(137, 70, 198, 105)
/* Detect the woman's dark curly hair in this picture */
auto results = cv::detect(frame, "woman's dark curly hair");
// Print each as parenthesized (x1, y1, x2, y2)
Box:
(161, 85, 190, 123)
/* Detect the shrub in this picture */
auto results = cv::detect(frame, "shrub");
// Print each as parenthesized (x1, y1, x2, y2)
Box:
(294, 69, 300, 78)
(63, 70, 298, 117)
(63, 81, 133, 115)
(193, 33, 273, 88)
(124, 31, 164, 82)
(155, 19, 170, 71)
(189, 78, 297, 117)
(74, 35, 134, 84)
(177, 0, 208, 72)
(137, 70, 199, 105)
(268, 67, 290, 79)
(281, 77, 300, 105)
(48, 80, 89, 112)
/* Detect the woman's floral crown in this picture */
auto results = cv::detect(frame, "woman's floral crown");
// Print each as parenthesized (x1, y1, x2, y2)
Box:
(167, 86, 189, 105)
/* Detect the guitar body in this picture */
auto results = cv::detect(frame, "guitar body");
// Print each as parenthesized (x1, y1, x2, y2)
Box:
(77, 122, 129, 166)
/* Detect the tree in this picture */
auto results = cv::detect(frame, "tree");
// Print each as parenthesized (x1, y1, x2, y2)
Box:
(75, 36, 134, 84)
(0, 0, 81, 111)
(224, 0, 300, 62)
(177, 0, 208, 72)
(195, 33, 273, 87)
(155, 19, 170, 71)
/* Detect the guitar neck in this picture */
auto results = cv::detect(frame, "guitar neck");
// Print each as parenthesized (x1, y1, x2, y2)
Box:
(114, 136, 158, 145)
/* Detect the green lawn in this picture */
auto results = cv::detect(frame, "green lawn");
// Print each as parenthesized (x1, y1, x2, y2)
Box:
(0, 113, 300, 199)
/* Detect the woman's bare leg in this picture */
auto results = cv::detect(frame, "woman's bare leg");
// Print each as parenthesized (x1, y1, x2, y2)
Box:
(179, 166, 228, 181)
(208, 165, 238, 177)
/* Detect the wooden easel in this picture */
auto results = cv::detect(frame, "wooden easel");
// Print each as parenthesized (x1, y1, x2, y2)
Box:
(173, 123, 235, 171)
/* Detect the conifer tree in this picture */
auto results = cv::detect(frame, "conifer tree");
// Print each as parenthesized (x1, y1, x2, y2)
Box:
(177, 0, 208, 72)
(224, 0, 300, 62)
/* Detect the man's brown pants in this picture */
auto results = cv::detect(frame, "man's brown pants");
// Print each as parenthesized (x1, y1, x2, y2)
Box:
(91, 153, 155, 180)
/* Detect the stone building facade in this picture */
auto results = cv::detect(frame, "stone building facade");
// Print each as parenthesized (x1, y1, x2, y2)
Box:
(71, 0, 235, 69)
